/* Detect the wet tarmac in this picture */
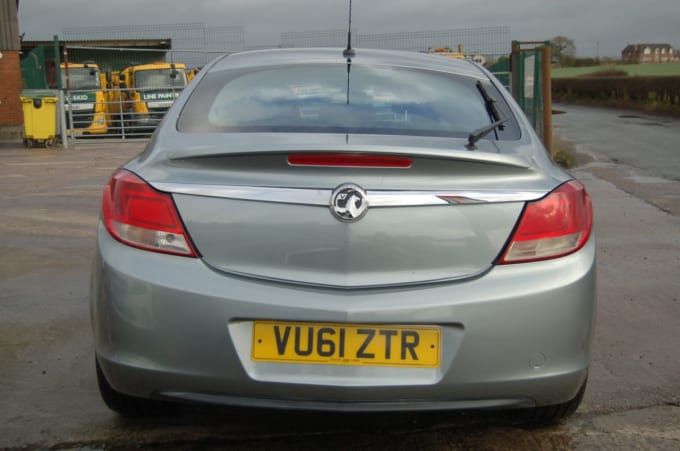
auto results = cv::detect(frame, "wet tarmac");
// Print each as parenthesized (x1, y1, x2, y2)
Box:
(1, 131, 679, 449)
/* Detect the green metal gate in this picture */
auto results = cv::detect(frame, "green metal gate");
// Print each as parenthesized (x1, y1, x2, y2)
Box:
(510, 41, 552, 150)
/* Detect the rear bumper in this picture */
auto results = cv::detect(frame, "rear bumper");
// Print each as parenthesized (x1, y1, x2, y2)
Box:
(98, 354, 587, 411)
(91, 222, 596, 411)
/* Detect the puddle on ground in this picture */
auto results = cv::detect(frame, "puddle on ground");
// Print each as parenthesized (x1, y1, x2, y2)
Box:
(626, 175, 672, 184)
(618, 115, 669, 127)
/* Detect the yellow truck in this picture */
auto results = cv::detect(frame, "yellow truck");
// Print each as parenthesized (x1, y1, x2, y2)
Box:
(429, 47, 466, 59)
(186, 66, 201, 83)
(61, 62, 108, 135)
(111, 62, 188, 134)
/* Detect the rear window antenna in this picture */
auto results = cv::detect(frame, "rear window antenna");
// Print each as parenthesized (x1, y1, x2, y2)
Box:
(343, 0, 355, 58)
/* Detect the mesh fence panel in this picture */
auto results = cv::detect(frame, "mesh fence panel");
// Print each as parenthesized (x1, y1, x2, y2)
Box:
(62, 23, 509, 66)
(54, 23, 514, 142)
(280, 30, 351, 48)
(280, 26, 511, 56)
(278, 26, 512, 88)
(63, 23, 245, 67)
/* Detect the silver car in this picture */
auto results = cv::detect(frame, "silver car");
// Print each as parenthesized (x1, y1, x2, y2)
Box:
(91, 48, 595, 425)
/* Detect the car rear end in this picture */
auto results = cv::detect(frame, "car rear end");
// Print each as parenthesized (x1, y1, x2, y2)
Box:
(91, 49, 595, 419)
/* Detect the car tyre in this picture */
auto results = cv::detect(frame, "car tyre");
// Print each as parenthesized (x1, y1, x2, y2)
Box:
(96, 358, 174, 417)
(519, 376, 588, 427)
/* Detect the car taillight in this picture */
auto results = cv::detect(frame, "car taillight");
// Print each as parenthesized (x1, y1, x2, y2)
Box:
(499, 180, 592, 264)
(102, 169, 198, 257)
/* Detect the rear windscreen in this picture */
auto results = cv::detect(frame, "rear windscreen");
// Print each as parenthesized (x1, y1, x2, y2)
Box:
(178, 63, 520, 140)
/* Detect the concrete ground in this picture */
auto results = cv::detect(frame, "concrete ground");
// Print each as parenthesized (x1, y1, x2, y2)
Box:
(0, 127, 679, 449)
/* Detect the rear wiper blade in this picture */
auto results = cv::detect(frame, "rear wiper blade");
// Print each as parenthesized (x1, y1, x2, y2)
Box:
(476, 80, 504, 128)
(466, 118, 509, 150)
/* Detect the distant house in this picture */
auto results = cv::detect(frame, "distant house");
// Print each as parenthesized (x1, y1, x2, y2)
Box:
(621, 44, 678, 63)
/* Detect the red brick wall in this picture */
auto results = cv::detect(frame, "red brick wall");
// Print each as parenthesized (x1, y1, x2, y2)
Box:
(0, 50, 23, 126)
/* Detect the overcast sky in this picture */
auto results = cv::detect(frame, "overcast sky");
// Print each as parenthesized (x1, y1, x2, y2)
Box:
(17, 0, 680, 58)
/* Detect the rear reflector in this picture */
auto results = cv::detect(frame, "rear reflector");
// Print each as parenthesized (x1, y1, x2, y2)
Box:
(499, 180, 592, 264)
(102, 169, 198, 257)
(288, 153, 412, 168)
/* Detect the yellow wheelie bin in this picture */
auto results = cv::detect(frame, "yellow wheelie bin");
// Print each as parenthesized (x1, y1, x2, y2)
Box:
(21, 93, 58, 148)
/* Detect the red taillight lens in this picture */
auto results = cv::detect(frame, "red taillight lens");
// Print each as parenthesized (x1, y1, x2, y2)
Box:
(102, 169, 198, 257)
(499, 180, 592, 264)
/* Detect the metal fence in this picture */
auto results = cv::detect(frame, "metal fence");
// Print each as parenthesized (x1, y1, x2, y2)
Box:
(280, 26, 511, 55)
(50, 23, 514, 144)
(511, 41, 552, 149)
(63, 23, 245, 68)
(60, 48, 192, 141)
(64, 85, 186, 141)
(279, 27, 511, 80)
(63, 23, 510, 71)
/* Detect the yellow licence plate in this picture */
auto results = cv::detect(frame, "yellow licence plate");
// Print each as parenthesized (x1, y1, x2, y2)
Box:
(252, 321, 441, 368)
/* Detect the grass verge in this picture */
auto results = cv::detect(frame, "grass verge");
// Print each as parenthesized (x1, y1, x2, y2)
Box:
(550, 135, 576, 169)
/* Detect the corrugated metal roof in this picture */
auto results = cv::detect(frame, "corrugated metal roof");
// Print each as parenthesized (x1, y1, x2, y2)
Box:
(0, 0, 20, 51)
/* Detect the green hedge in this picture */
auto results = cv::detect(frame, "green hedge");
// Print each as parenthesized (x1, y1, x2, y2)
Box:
(552, 76, 680, 106)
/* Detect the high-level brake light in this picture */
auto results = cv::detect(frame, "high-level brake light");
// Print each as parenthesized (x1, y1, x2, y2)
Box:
(288, 153, 412, 168)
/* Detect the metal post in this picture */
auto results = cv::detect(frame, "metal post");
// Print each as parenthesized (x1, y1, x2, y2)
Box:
(118, 93, 125, 140)
(511, 40, 553, 151)
(510, 41, 520, 101)
(57, 90, 68, 149)
(63, 46, 75, 140)
(54, 35, 68, 148)
(534, 49, 541, 138)
(517, 51, 526, 111)
(541, 44, 553, 152)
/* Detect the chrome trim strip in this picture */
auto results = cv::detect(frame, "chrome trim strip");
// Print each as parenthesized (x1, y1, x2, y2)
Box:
(368, 191, 544, 206)
(152, 183, 545, 206)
